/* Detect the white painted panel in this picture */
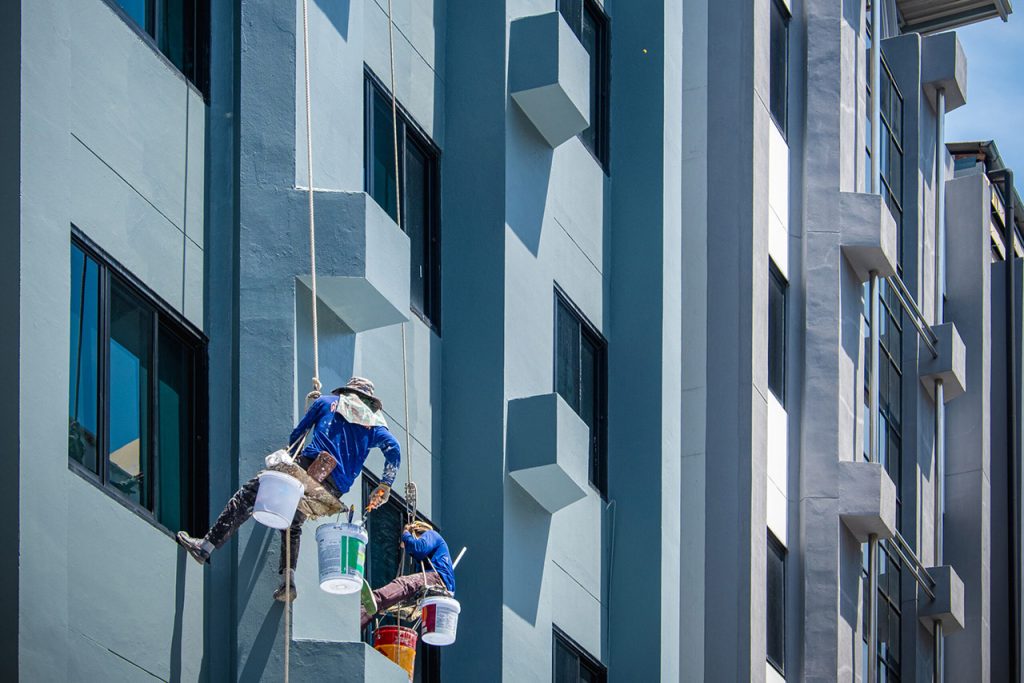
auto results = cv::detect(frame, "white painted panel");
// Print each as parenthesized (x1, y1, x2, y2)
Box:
(767, 394, 788, 499)
(769, 208, 789, 279)
(768, 124, 790, 276)
(767, 393, 788, 545)
(767, 660, 786, 683)
(767, 479, 788, 546)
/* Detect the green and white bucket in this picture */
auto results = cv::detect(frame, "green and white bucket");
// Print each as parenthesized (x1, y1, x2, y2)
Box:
(316, 522, 368, 594)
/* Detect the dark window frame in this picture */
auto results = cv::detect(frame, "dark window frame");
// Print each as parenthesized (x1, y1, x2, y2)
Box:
(557, 0, 611, 171)
(553, 287, 608, 497)
(553, 625, 607, 683)
(102, 0, 210, 97)
(769, 0, 790, 138)
(768, 260, 787, 404)
(364, 68, 443, 331)
(360, 469, 442, 683)
(69, 229, 209, 537)
(766, 531, 786, 676)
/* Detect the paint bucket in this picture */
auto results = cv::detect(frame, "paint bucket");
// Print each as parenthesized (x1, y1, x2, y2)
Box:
(252, 471, 304, 529)
(419, 595, 461, 646)
(374, 625, 418, 680)
(315, 522, 368, 594)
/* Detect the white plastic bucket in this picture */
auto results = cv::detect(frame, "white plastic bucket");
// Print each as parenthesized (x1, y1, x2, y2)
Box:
(419, 595, 461, 646)
(252, 471, 304, 529)
(316, 522, 368, 594)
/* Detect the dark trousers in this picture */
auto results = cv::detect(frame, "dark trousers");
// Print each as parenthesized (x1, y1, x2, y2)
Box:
(205, 456, 340, 573)
(360, 572, 446, 627)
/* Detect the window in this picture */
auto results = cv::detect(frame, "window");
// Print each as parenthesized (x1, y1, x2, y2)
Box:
(365, 72, 442, 328)
(766, 532, 786, 675)
(865, 57, 905, 269)
(553, 627, 606, 683)
(554, 291, 608, 495)
(361, 472, 441, 683)
(107, 0, 210, 94)
(769, 0, 790, 135)
(768, 262, 787, 403)
(557, 0, 610, 169)
(69, 235, 208, 535)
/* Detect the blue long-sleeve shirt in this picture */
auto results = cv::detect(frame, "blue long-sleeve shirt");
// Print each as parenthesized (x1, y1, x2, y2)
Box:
(289, 395, 401, 495)
(401, 530, 456, 593)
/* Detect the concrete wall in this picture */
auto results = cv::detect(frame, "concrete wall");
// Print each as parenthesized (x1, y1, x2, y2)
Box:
(19, 0, 208, 679)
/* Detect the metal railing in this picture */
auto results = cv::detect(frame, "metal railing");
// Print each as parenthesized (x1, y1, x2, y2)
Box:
(890, 530, 936, 600)
(886, 274, 939, 359)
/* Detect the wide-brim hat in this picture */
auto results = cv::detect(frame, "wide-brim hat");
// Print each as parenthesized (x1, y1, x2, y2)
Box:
(333, 376, 383, 412)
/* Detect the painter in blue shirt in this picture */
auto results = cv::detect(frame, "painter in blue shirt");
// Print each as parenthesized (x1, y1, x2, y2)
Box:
(360, 521, 457, 628)
(176, 377, 400, 603)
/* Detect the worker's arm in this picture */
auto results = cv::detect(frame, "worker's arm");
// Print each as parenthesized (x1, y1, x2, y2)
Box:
(371, 426, 402, 488)
(288, 395, 330, 446)
(401, 530, 440, 559)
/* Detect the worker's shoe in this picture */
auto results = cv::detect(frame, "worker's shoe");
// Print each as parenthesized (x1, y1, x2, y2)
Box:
(361, 578, 377, 616)
(273, 569, 297, 603)
(176, 531, 212, 565)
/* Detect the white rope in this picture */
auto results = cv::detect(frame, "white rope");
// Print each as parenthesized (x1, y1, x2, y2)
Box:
(385, 0, 416, 518)
(302, 0, 322, 406)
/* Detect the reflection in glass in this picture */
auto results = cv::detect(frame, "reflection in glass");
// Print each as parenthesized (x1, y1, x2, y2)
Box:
(109, 281, 153, 508)
(69, 245, 100, 473)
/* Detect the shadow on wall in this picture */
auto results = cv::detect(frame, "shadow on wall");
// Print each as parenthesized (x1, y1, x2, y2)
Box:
(170, 552, 187, 681)
(296, 284, 357, 402)
(238, 524, 275, 616)
(506, 100, 554, 257)
(505, 481, 553, 625)
(239, 602, 286, 683)
(313, 0, 351, 41)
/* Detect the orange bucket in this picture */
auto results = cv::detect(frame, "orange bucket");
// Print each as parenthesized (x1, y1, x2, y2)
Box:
(373, 625, 418, 679)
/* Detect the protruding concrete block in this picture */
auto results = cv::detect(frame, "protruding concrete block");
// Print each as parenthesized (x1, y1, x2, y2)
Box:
(918, 565, 966, 634)
(507, 393, 590, 514)
(920, 322, 967, 401)
(297, 192, 410, 333)
(291, 640, 409, 682)
(840, 192, 899, 282)
(922, 32, 967, 112)
(509, 12, 590, 148)
(839, 461, 897, 542)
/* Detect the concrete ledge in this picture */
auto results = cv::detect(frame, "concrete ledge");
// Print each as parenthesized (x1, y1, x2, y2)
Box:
(922, 32, 967, 112)
(291, 640, 409, 682)
(296, 191, 410, 333)
(838, 461, 897, 542)
(839, 192, 898, 282)
(920, 322, 967, 401)
(509, 12, 590, 147)
(507, 393, 589, 513)
(918, 565, 966, 634)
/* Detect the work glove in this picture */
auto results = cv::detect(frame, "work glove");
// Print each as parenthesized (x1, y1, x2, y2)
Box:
(367, 483, 391, 511)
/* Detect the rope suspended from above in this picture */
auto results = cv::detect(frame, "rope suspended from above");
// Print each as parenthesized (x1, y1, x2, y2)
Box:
(302, 0, 321, 408)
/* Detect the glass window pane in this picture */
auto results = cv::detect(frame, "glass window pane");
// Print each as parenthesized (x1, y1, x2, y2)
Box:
(769, 0, 788, 132)
(768, 268, 787, 402)
(579, 5, 600, 158)
(159, 0, 187, 72)
(581, 335, 601, 488)
(555, 301, 582, 413)
(558, 0, 583, 37)
(406, 142, 429, 317)
(766, 537, 786, 671)
(69, 245, 100, 474)
(371, 90, 399, 222)
(554, 637, 579, 683)
(157, 326, 192, 531)
(889, 139, 902, 201)
(117, 0, 150, 32)
(364, 480, 405, 588)
(109, 281, 153, 509)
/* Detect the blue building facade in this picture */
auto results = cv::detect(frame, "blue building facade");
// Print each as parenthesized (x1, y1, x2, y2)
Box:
(5, 0, 1023, 681)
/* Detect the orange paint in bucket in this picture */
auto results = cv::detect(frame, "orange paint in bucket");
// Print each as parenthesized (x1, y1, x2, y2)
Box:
(373, 625, 418, 679)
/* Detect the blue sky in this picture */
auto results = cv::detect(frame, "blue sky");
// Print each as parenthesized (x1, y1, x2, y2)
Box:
(946, 14, 1024, 180)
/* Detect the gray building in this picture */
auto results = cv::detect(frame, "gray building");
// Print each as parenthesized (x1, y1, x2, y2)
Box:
(3, 0, 1022, 681)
